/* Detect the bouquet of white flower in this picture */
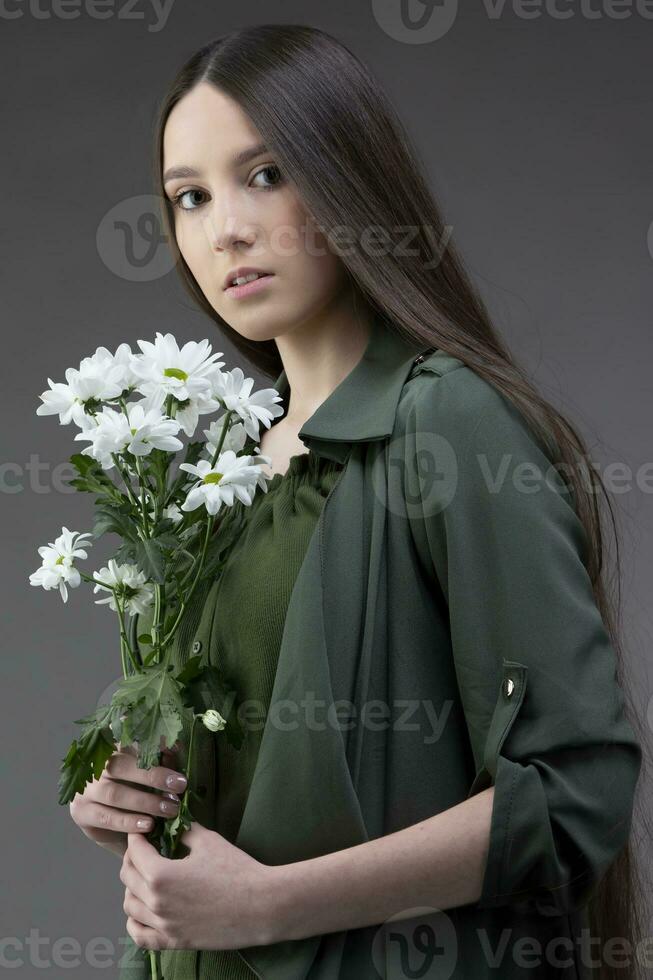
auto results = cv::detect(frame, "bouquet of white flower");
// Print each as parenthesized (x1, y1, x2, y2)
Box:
(29, 332, 282, 979)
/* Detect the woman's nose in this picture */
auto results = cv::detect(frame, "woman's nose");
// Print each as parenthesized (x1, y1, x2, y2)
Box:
(202, 197, 258, 253)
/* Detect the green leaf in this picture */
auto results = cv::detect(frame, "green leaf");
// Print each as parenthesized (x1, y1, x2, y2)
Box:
(128, 697, 184, 768)
(174, 654, 204, 686)
(142, 448, 171, 487)
(160, 804, 194, 859)
(155, 531, 181, 550)
(67, 453, 124, 502)
(93, 502, 140, 542)
(130, 527, 190, 585)
(57, 705, 117, 805)
(132, 538, 166, 584)
(142, 649, 160, 667)
(111, 665, 188, 767)
(163, 612, 180, 635)
(113, 540, 138, 565)
(138, 633, 153, 645)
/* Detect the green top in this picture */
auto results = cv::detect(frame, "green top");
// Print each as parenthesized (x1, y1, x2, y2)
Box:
(196, 448, 344, 980)
(121, 448, 344, 980)
(211, 449, 345, 850)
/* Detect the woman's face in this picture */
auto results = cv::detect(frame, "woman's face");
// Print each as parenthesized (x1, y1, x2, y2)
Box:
(162, 81, 347, 343)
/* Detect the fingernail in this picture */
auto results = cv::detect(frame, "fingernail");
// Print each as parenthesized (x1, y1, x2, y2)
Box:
(166, 774, 187, 790)
(164, 791, 180, 803)
(136, 818, 152, 829)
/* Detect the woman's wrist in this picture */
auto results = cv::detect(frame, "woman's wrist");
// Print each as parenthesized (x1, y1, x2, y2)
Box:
(256, 861, 299, 947)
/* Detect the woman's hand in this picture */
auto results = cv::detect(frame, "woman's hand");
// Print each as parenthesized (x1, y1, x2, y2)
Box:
(121, 822, 276, 952)
(69, 742, 188, 859)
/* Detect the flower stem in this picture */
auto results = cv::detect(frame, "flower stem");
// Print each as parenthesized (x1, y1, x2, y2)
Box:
(132, 455, 152, 537)
(129, 609, 144, 669)
(160, 517, 213, 663)
(148, 949, 160, 979)
(209, 409, 233, 468)
(152, 583, 163, 663)
(169, 714, 200, 860)
(78, 572, 142, 674)
(116, 596, 141, 675)
(110, 453, 140, 511)
(160, 411, 235, 656)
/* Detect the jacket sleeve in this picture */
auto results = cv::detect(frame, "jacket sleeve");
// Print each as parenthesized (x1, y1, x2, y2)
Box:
(402, 365, 642, 915)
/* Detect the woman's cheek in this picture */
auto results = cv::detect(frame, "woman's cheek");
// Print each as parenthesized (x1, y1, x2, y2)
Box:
(174, 218, 186, 254)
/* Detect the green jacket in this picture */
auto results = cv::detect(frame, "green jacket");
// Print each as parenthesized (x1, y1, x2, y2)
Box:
(119, 317, 642, 980)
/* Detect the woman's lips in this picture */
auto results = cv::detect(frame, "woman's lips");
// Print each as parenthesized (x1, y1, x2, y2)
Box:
(224, 274, 275, 299)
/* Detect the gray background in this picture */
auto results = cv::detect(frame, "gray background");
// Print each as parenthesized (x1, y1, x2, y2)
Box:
(2, 1, 652, 976)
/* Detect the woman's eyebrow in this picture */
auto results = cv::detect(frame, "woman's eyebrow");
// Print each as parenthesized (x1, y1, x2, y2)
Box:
(232, 141, 268, 167)
(163, 142, 269, 186)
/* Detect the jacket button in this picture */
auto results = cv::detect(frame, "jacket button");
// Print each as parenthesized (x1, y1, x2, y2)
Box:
(414, 353, 425, 364)
(503, 676, 515, 698)
(192, 640, 202, 654)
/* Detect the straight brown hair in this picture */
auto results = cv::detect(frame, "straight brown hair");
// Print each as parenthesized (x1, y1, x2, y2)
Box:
(151, 24, 651, 978)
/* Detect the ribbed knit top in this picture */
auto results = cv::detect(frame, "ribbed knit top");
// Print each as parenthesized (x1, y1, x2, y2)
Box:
(160, 447, 345, 980)
(210, 449, 345, 847)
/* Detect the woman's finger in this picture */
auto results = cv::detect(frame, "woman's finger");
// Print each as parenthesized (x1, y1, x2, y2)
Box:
(119, 853, 149, 902)
(123, 887, 161, 932)
(97, 778, 180, 819)
(83, 802, 154, 835)
(106, 752, 187, 795)
(126, 915, 165, 952)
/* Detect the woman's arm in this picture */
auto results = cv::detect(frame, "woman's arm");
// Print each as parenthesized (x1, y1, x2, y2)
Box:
(397, 366, 642, 917)
(264, 785, 495, 944)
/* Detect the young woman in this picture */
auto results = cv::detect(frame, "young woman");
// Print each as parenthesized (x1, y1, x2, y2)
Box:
(69, 24, 650, 980)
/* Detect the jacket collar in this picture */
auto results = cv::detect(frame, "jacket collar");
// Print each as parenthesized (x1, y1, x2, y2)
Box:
(271, 315, 424, 462)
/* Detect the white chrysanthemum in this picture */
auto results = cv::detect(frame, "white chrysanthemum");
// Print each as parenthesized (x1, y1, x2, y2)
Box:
(130, 332, 224, 408)
(79, 343, 139, 391)
(28, 527, 93, 603)
(179, 451, 266, 517)
(249, 448, 276, 492)
(209, 368, 284, 441)
(162, 502, 183, 524)
(73, 402, 184, 469)
(202, 415, 248, 461)
(36, 351, 128, 428)
(200, 709, 227, 732)
(92, 559, 156, 616)
(173, 391, 223, 440)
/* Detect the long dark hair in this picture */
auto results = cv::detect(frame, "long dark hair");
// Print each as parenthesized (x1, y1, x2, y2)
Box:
(151, 24, 651, 978)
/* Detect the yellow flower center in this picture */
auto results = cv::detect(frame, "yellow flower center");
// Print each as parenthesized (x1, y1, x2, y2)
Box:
(164, 367, 188, 382)
(203, 472, 223, 484)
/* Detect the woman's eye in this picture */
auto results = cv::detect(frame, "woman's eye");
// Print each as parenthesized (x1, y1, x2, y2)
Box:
(251, 164, 283, 190)
(170, 189, 207, 212)
(169, 166, 283, 211)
